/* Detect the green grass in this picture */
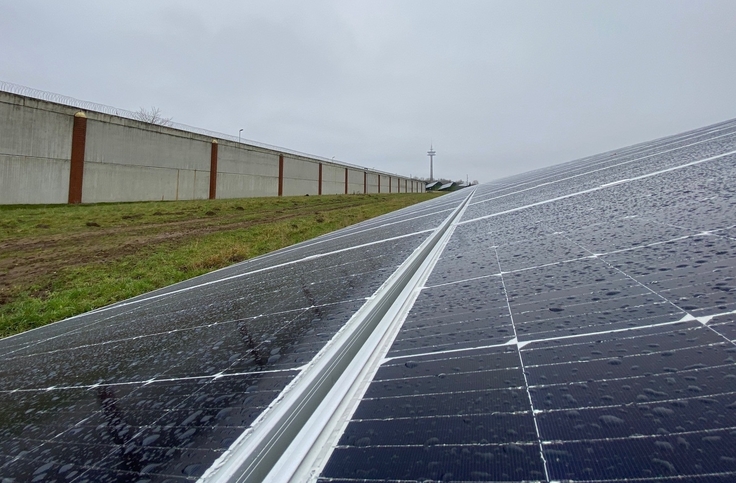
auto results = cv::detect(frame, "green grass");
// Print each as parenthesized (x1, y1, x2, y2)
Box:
(0, 193, 441, 337)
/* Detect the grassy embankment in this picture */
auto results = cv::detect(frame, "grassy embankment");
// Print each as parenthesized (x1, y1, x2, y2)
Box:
(0, 193, 440, 337)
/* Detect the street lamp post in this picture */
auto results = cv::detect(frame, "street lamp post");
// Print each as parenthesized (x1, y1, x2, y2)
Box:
(238, 129, 243, 143)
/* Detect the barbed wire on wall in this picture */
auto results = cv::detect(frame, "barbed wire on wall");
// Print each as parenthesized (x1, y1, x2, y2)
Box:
(0, 80, 412, 177)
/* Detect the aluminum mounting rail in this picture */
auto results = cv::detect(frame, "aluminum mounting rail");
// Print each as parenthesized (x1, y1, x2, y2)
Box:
(199, 190, 474, 483)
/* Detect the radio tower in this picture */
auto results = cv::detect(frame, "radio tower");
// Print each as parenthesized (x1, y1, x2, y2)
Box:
(427, 144, 436, 181)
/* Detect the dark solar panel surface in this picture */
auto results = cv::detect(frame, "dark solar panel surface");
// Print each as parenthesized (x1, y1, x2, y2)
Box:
(0, 194, 467, 482)
(319, 119, 736, 482)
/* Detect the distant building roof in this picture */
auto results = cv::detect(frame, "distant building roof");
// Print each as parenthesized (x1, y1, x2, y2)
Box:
(425, 181, 440, 189)
(438, 182, 454, 191)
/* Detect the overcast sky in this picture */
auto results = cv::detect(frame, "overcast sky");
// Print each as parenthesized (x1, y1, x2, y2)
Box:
(2, 1, 735, 183)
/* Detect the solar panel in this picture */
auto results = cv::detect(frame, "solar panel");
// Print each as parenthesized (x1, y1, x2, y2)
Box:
(315, 120, 736, 482)
(2, 118, 736, 482)
(0, 195, 468, 482)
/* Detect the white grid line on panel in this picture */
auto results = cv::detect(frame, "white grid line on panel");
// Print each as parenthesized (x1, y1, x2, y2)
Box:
(492, 245, 551, 481)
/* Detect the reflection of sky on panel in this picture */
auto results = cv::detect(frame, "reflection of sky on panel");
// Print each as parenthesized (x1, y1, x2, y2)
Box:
(319, 121, 736, 482)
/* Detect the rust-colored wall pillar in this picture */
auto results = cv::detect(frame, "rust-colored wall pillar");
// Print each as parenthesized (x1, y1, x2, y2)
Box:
(318, 163, 323, 195)
(278, 154, 284, 196)
(378, 175, 381, 193)
(363, 172, 367, 194)
(209, 140, 218, 200)
(344, 168, 348, 194)
(68, 112, 87, 204)
(389, 176, 392, 193)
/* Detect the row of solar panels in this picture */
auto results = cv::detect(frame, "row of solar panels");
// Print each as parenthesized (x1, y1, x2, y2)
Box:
(1, 116, 736, 482)
(315, 118, 736, 482)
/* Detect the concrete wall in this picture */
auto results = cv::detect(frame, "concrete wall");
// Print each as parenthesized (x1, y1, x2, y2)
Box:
(82, 118, 211, 203)
(380, 175, 389, 194)
(321, 164, 344, 195)
(347, 168, 364, 194)
(217, 144, 279, 198)
(366, 173, 379, 194)
(0, 90, 422, 204)
(0, 93, 74, 204)
(283, 156, 319, 196)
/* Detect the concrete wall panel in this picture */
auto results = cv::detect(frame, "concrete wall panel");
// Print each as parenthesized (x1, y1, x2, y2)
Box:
(218, 172, 278, 198)
(217, 144, 279, 198)
(0, 155, 69, 204)
(366, 173, 379, 193)
(218, 145, 278, 177)
(380, 176, 389, 193)
(85, 120, 210, 171)
(81, 162, 209, 203)
(283, 157, 318, 196)
(0, 100, 73, 160)
(347, 169, 363, 194)
(0, 95, 74, 204)
(321, 164, 344, 195)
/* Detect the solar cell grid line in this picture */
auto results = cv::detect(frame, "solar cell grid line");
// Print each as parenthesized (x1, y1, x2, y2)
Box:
(0, 193, 470, 482)
(490, 244, 551, 481)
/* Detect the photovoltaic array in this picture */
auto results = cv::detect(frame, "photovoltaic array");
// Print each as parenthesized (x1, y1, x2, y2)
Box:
(0, 193, 466, 481)
(1, 117, 736, 482)
(319, 119, 736, 482)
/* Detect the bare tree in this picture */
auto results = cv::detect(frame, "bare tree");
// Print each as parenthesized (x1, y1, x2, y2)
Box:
(133, 106, 173, 126)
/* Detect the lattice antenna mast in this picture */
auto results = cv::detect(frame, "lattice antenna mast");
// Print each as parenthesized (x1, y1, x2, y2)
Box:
(427, 144, 436, 181)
